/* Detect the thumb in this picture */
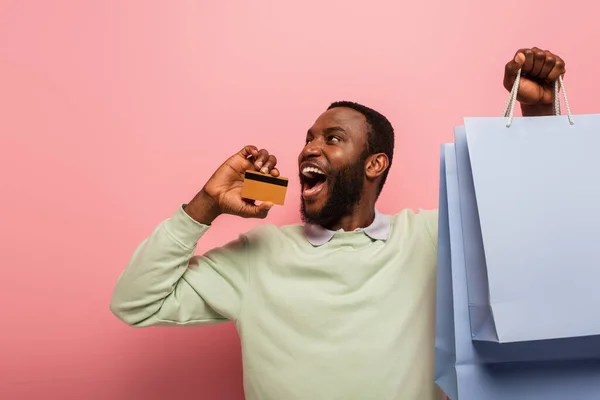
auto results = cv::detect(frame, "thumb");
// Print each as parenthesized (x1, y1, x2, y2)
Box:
(503, 52, 526, 91)
(240, 201, 274, 219)
(256, 201, 274, 218)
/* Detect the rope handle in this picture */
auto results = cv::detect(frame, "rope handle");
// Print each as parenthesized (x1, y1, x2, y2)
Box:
(502, 69, 573, 127)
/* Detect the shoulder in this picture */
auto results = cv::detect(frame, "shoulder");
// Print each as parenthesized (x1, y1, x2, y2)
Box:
(391, 208, 438, 226)
(390, 208, 439, 249)
(236, 222, 309, 261)
(241, 222, 306, 248)
(417, 208, 438, 228)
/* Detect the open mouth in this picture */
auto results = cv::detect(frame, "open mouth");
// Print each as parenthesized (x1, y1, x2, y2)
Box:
(301, 166, 327, 199)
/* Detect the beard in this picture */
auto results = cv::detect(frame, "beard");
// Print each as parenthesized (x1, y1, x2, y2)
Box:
(300, 152, 368, 228)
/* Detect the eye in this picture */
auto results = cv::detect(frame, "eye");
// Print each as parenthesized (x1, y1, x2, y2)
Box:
(328, 135, 341, 143)
(305, 137, 312, 144)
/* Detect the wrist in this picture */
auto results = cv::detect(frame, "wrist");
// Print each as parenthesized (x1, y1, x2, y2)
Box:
(520, 103, 554, 117)
(183, 190, 221, 225)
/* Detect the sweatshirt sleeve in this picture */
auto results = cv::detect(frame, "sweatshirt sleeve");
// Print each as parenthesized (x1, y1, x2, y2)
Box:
(110, 205, 251, 327)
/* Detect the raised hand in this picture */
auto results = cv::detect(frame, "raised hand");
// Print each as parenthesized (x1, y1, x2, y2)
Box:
(504, 47, 566, 116)
(184, 145, 280, 224)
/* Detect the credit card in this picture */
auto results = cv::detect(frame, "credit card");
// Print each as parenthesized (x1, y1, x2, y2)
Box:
(241, 170, 288, 205)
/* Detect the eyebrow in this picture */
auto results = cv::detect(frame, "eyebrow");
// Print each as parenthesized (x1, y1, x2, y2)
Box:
(307, 126, 347, 136)
(324, 126, 346, 134)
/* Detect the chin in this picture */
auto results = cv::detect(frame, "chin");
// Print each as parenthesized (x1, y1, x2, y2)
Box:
(300, 199, 325, 222)
(301, 203, 319, 217)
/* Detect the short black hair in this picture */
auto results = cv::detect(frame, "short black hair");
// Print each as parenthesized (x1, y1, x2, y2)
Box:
(327, 101, 395, 197)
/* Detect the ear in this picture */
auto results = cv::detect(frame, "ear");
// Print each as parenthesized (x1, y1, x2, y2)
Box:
(365, 153, 389, 181)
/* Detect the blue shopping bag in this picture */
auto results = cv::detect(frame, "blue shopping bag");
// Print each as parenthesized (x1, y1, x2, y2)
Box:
(434, 143, 600, 400)
(434, 144, 458, 399)
(458, 72, 600, 344)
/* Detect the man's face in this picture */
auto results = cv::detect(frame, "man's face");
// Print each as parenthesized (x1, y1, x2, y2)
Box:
(298, 107, 369, 227)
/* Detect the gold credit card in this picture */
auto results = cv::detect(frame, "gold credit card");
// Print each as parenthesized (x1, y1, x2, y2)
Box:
(241, 170, 288, 205)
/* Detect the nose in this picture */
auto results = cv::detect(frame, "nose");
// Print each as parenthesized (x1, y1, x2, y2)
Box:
(300, 138, 323, 160)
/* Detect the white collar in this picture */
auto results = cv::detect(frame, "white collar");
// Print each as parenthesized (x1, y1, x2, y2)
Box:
(303, 209, 392, 246)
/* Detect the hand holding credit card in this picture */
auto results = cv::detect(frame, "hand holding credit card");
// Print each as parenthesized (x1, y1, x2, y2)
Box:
(184, 145, 285, 224)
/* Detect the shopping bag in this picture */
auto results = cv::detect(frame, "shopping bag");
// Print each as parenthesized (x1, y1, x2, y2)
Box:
(453, 126, 495, 341)
(435, 142, 600, 400)
(454, 125, 600, 362)
(458, 71, 600, 344)
(434, 144, 458, 400)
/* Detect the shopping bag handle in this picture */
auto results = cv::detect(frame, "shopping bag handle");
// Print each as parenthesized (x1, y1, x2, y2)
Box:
(502, 68, 574, 127)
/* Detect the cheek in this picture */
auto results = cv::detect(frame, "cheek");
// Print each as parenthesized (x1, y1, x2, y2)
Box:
(329, 155, 359, 174)
(324, 148, 348, 168)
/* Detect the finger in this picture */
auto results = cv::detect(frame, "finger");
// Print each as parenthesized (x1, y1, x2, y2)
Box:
(539, 51, 556, 80)
(520, 48, 535, 75)
(504, 51, 526, 92)
(270, 168, 280, 177)
(234, 146, 259, 171)
(547, 55, 566, 82)
(260, 154, 278, 174)
(239, 145, 259, 159)
(530, 47, 546, 77)
(254, 149, 270, 170)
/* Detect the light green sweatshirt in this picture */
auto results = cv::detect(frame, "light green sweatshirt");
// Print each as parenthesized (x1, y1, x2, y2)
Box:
(110, 205, 441, 400)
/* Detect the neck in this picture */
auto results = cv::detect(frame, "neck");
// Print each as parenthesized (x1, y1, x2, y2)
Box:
(323, 198, 376, 232)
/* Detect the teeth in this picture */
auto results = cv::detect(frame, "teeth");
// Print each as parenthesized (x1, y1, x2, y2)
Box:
(302, 167, 325, 176)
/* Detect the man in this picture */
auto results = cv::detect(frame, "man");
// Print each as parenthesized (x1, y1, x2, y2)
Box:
(110, 47, 566, 399)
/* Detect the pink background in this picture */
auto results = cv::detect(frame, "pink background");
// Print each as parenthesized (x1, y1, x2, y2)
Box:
(1, 1, 598, 399)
